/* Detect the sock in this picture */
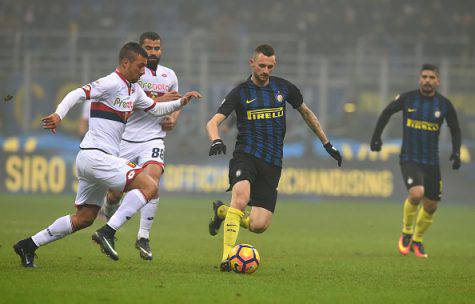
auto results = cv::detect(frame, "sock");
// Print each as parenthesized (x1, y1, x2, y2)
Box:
(217, 204, 228, 219)
(31, 215, 73, 247)
(413, 208, 434, 242)
(218, 204, 249, 229)
(107, 189, 148, 230)
(240, 212, 250, 229)
(222, 207, 243, 261)
(402, 199, 419, 234)
(137, 198, 159, 239)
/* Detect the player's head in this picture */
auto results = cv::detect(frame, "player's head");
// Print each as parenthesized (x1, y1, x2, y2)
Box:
(118, 42, 148, 83)
(139, 32, 162, 70)
(419, 63, 440, 96)
(249, 44, 276, 85)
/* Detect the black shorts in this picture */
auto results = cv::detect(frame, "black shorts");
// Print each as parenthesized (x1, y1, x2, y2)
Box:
(400, 162, 442, 201)
(228, 152, 282, 213)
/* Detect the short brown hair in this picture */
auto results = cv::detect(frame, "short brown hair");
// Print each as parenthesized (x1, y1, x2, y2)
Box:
(421, 63, 439, 76)
(254, 44, 275, 57)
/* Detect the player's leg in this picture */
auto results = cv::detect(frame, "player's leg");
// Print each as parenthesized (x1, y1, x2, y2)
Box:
(221, 180, 251, 270)
(399, 162, 424, 255)
(209, 201, 250, 236)
(13, 151, 105, 267)
(90, 154, 157, 260)
(136, 162, 164, 260)
(248, 206, 273, 233)
(412, 166, 441, 258)
(99, 189, 122, 221)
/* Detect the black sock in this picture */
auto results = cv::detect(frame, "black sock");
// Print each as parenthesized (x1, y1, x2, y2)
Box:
(101, 224, 116, 237)
(25, 237, 38, 251)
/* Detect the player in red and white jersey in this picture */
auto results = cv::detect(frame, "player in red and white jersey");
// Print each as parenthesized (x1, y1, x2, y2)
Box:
(102, 32, 184, 260)
(13, 42, 202, 267)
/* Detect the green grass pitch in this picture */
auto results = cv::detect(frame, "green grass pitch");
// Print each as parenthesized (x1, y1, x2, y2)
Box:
(0, 194, 474, 304)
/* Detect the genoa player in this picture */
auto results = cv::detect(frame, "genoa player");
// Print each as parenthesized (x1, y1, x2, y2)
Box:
(370, 64, 461, 258)
(206, 44, 342, 271)
(13, 42, 200, 267)
(101, 32, 186, 260)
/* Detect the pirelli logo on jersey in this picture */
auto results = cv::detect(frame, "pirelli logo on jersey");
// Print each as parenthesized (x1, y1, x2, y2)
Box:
(406, 119, 439, 131)
(247, 107, 284, 120)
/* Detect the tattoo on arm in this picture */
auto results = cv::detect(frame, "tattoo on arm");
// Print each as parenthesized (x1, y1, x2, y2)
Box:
(298, 103, 329, 144)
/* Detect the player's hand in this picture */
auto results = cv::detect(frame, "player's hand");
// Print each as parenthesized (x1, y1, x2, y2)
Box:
(450, 152, 461, 170)
(324, 142, 342, 167)
(157, 91, 181, 102)
(180, 91, 203, 106)
(41, 113, 61, 134)
(160, 115, 177, 131)
(209, 139, 226, 156)
(370, 136, 382, 151)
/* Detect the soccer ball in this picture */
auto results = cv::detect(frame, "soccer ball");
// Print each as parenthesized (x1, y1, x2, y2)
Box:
(229, 244, 260, 274)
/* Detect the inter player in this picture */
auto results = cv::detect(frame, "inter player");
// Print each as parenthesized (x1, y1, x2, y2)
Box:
(370, 64, 461, 258)
(101, 32, 183, 260)
(206, 44, 342, 270)
(13, 42, 201, 267)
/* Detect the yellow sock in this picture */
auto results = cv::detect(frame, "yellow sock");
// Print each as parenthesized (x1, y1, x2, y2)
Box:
(222, 207, 243, 261)
(218, 204, 249, 229)
(413, 208, 434, 242)
(240, 213, 250, 229)
(402, 199, 419, 234)
(217, 204, 228, 219)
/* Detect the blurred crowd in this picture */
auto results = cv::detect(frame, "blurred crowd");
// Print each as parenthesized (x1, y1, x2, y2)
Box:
(1, 0, 474, 56)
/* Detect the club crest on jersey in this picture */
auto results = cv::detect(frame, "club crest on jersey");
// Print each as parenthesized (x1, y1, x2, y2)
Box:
(162, 74, 167, 77)
(434, 110, 441, 118)
(276, 93, 284, 103)
(407, 178, 413, 185)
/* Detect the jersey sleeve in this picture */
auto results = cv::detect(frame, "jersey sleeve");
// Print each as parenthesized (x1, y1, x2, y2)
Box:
(134, 86, 156, 110)
(371, 94, 404, 139)
(445, 99, 462, 154)
(81, 77, 112, 101)
(286, 81, 304, 109)
(217, 87, 240, 117)
(81, 100, 91, 119)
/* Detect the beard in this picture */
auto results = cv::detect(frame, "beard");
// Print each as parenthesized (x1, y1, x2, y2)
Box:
(421, 84, 434, 95)
(146, 56, 160, 70)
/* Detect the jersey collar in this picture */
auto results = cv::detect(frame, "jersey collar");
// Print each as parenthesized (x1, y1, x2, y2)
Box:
(115, 68, 132, 95)
(146, 67, 156, 76)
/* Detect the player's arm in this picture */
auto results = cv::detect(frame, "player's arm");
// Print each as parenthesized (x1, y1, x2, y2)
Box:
(297, 103, 342, 167)
(206, 88, 239, 156)
(138, 86, 202, 117)
(445, 101, 462, 169)
(42, 88, 87, 134)
(160, 73, 182, 131)
(206, 113, 227, 156)
(370, 96, 403, 151)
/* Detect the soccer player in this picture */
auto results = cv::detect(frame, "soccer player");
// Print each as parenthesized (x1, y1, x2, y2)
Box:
(101, 31, 183, 260)
(13, 42, 201, 267)
(370, 64, 461, 258)
(206, 44, 342, 271)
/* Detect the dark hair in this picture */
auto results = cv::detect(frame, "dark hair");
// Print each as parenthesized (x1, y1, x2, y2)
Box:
(119, 42, 148, 62)
(139, 32, 161, 45)
(254, 44, 275, 57)
(421, 63, 439, 76)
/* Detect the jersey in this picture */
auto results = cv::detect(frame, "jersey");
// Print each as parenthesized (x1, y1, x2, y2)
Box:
(122, 65, 179, 142)
(79, 69, 156, 156)
(375, 90, 461, 165)
(217, 76, 304, 167)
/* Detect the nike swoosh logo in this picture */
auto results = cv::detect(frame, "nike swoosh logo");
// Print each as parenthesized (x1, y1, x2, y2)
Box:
(408, 108, 416, 112)
(246, 98, 256, 104)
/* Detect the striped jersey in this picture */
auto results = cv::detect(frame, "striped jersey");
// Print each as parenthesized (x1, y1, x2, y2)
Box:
(375, 90, 461, 165)
(217, 76, 304, 167)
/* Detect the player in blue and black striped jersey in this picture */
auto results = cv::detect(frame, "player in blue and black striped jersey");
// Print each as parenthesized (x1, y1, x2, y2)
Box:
(370, 64, 461, 258)
(205, 44, 342, 271)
